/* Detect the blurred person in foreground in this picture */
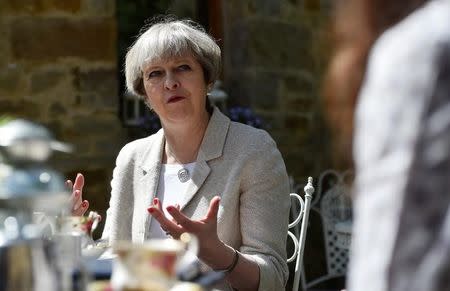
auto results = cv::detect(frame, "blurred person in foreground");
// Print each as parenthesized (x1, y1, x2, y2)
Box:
(324, 0, 450, 291)
(68, 16, 290, 291)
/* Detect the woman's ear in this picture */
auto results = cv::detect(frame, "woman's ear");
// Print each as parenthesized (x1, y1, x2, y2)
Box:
(134, 77, 146, 96)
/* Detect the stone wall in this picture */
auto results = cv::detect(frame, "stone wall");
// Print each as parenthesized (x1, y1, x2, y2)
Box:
(222, 0, 334, 183)
(0, 0, 126, 236)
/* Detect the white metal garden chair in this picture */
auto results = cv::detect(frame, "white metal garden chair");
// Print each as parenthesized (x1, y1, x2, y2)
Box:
(300, 169, 353, 290)
(288, 177, 314, 291)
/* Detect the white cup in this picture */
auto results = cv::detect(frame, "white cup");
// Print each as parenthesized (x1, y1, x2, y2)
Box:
(111, 234, 198, 291)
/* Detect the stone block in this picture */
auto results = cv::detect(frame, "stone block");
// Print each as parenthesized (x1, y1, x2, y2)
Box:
(76, 93, 117, 111)
(285, 95, 317, 113)
(94, 139, 123, 157)
(224, 0, 285, 18)
(44, 119, 65, 138)
(254, 0, 281, 16)
(31, 69, 65, 94)
(0, 65, 23, 94)
(257, 112, 282, 131)
(253, 21, 313, 69)
(0, 0, 81, 14)
(75, 68, 118, 98)
(11, 18, 116, 61)
(75, 116, 121, 136)
(281, 72, 316, 96)
(283, 112, 311, 131)
(72, 139, 94, 154)
(167, 0, 197, 19)
(227, 21, 250, 69)
(0, 99, 41, 119)
(273, 128, 309, 148)
(223, 0, 257, 19)
(281, 72, 319, 111)
(48, 101, 67, 117)
(228, 71, 280, 111)
(229, 19, 314, 70)
(284, 150, 322, 187)
(0, 21, 10, 67)
(82, 0, 115, 16)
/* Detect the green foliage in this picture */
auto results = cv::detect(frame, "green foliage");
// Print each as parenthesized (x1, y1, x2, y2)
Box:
(0, 115, 14, 126)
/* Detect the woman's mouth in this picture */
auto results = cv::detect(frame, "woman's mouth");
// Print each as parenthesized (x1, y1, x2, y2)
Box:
(167, 96, 185, 103)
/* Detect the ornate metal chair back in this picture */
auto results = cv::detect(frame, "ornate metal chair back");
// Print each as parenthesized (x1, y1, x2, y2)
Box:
(300, 169, 353, 290)
(288, 177, 314, 291)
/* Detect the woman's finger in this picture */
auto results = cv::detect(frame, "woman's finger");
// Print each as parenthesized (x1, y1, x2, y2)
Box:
(69, 173, 89, 216)
(153, 199, 182, 227)
(148, 206, 183, 234)
(153, 198, 164, 212)
(166, 206, 196, 232)
(70, 190, 83, 209)
(73, 173, 84, 192)
(65, 180, 73, 191)
(68, 188, 80, 203)
(204, 196, 221, 222)
(169, 204, 181, 225)
(72, 200, 89, 216)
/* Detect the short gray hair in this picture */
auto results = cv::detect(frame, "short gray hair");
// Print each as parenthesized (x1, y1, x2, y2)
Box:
(125, 17, 221, 98)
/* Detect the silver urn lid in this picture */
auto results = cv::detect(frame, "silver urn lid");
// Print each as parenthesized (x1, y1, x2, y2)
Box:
(0, 118, 72, 214)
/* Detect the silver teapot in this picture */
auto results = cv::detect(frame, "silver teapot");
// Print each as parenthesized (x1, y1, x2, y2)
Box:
(0, 118, 73, 291)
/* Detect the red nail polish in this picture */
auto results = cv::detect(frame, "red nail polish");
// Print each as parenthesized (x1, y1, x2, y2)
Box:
(82, 201, 87, 207)
(166, 206, 174, 212)
(153, 198, 158, 204)
(147, 207, 154, 213)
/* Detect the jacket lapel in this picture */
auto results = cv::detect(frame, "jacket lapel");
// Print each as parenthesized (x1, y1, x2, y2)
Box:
(137, 130, 165, 242)
(180, 160, 210, 209)
(180, 107, 230, 210)
(135, 108, 231, 239)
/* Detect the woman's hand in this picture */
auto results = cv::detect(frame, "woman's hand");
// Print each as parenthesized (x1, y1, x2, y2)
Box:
(147, 196, 224, 260)
(66, 173, 89, 216)
(148, 197, 260, 290)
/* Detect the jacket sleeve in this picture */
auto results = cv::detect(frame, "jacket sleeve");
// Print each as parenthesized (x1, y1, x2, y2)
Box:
(239, 130, 290, 291)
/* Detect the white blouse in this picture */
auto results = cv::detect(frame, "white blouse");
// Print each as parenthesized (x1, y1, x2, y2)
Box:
(149, 162, 197, 239)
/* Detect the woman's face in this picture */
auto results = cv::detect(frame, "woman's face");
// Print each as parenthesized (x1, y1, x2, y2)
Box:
(142, 54, 209, 126)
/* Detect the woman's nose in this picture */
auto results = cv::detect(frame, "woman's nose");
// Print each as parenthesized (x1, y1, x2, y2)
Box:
(164, 74, 179, 90)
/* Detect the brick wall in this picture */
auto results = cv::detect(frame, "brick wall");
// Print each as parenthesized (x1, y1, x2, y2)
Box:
(0, 0, 125, 236)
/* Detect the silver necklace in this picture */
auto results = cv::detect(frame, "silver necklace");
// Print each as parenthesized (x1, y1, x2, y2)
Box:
(166, 144, 190, 183)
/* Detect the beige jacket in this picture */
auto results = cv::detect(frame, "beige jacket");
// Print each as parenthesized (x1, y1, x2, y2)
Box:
(102, 107, 290, 291)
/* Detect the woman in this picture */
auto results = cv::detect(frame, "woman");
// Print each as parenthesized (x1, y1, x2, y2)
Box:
(324, 0, 450, 291)
(69, 18, 290, 291)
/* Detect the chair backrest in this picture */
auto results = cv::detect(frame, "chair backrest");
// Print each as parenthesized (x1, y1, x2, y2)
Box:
(301, 169, 353, 290)
(287, 177, 314, 291)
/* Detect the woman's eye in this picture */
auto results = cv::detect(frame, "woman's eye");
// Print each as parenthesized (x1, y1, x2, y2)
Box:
(177, 64, 191, 71)
(147, 71, 161, 78)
